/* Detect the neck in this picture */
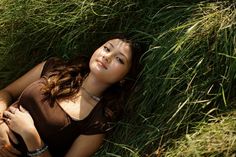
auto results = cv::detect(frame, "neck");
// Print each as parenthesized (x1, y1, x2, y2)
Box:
(81, 72, 110, 98)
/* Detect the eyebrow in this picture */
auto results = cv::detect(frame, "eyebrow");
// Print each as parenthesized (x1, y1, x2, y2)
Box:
(108, 42, 114, 48)
(108, 42, 129, 62)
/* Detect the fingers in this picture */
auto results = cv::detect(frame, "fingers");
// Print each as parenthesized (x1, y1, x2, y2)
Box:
(4, 145, 21, 156)
(6, 119, 11, 125)
(3, 110, 14, 119)
(3, 106, 27, 117)
(8, 107, 18, 115)
(19, 106, 27, 113)
(0, 145, 21, 157)
(8, 131, 18, 145)
(2, 118, 11, 126)
(1, 146, 13, 157)
(3, 107, 19, 125)
(2, 111, 13, 125)
(1, 118, 10, 125)
(0, 150, 8, 157)
(3, 111, 12, 118)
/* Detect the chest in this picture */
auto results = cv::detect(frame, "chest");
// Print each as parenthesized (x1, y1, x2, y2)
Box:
(57, 94, 97, 121)
(18, 79, 106, 133)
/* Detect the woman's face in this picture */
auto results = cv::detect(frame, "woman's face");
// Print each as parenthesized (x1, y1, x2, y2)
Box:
(89, 38, 132, 84)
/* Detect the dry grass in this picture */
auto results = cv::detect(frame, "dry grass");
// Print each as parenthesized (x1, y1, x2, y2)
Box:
(164, 111, 236, 157)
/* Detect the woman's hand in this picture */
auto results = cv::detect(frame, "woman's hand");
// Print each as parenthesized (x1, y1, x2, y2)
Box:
(3, 106, 35, 136)
(4, 106, 49, 156)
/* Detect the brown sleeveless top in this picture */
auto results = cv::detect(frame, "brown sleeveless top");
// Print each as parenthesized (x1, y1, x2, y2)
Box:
(9, 58, 114, 157)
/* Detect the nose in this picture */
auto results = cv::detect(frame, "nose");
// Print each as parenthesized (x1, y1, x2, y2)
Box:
(102, 54, 112, 63)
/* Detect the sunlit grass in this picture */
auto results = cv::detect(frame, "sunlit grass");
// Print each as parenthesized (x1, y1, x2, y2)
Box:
(164, 111, 236, 157)
(0, 0, 235, 156)
(107, 1, 236, 156)
(0, 0, 139, 87)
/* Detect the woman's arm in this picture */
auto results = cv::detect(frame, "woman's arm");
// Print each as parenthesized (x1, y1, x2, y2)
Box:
(5, 106, 105, 157)
(65, 134, 105, 157)
(0, 61, 46, 156)
(4, 106, 52, 157)
(0, 90, 12, 118)
(0, 61, 46, 114)
(0, 61, 46, 106)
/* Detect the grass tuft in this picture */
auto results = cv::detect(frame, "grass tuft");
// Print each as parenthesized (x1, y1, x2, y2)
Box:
(164, 111, 236, 157)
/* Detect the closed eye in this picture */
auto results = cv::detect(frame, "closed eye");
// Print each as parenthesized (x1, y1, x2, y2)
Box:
(116, 57, 124, 64)
(103, 46, 110, 52)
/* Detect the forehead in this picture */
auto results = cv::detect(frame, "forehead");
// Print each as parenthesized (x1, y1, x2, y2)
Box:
(106, 39, 132, 58)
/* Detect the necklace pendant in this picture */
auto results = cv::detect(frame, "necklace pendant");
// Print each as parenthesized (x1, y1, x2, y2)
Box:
(81, 86, 101, 102)
(91, 95, 101, 102)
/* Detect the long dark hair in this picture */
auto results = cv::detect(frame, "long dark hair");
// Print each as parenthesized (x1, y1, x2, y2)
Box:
(43, 36, 143, 121)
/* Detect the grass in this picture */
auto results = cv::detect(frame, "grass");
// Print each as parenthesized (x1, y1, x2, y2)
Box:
(0, 0, 140, 86)
(0, 0, 236, 156)
(163, 111, 236, 157)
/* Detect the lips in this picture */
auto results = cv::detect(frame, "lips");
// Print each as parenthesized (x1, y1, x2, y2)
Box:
(96, 59, 108, 69)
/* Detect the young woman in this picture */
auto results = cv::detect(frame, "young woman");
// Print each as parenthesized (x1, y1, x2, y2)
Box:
(0, 37, 143, 157)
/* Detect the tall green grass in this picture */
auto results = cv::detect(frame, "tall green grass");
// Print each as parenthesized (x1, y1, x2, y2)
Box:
(99, 1, 236, 156)
(0, 0, 235, 156)
(0, 0, 140, 87)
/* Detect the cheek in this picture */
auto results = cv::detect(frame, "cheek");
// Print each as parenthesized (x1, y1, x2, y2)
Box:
(90, 48, 101, 59)
(89, 51, 99, 65)
(112, 65, 130, 79)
